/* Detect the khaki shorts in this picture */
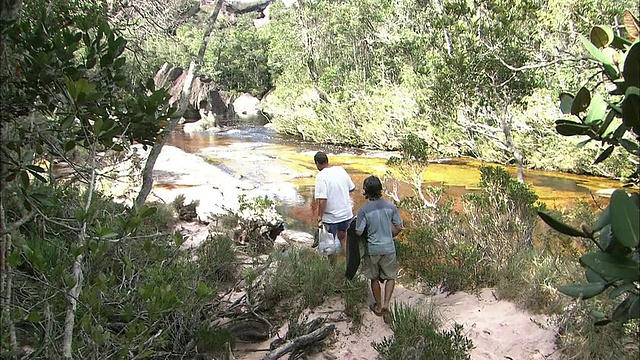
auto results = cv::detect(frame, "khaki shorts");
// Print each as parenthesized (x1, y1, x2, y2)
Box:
(363, 253, 398, 281)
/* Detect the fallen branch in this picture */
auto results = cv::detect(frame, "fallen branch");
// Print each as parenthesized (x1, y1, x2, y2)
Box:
(262, 324, 335, 360)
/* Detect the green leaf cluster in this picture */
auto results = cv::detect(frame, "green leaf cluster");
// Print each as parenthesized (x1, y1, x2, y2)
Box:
(554, 12, 640, 180)
(540, 189, 639, 324)
(542, 11, 640, 325)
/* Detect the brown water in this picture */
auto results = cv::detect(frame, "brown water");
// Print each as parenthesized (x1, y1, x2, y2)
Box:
(167, 127, 622, 231)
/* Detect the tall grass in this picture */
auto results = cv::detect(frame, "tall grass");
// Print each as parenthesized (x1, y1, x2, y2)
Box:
(373, 303, 474, 359)
(261, 249, 369, 317)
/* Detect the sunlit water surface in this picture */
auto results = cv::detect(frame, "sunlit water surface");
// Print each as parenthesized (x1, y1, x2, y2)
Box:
(166, 126, 621, 232)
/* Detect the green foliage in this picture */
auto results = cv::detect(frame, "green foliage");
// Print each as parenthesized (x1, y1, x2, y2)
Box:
(373, 304, 473, 360)
(3, 184, 238, 357)
(203, 16, 272, 97)
(261, 249, 367, 313)
(197, 234, 238, 284)
(145, 13, 273, 97)
(552, 13, 640, 183)
(461, 166, 541, 279)
(496, 248, 581, 314)
(539, 190, 640, 324)
(231, 194, 284, 253)
(556, 301, 640, 359)
(395, 165, 541, 291)
(541, 14, 640, 325)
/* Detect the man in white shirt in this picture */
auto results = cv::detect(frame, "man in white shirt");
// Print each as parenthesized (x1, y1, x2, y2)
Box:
(313, 151, 356, 262)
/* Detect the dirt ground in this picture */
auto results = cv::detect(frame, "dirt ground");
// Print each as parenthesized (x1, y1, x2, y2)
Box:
(233, 284, 559, 360)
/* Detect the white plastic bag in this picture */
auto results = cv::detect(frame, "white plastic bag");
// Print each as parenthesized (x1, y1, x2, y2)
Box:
(318, 226, 340, 255)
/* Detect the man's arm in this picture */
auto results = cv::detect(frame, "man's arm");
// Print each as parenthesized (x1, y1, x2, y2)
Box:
(317, 198, 327, 226)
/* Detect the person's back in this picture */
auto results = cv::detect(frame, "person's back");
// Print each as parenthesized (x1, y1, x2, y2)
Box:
(315, 166, 354, 223)
(357, 199, 398, 256)
(313, 151, 356, 258)
(355, 175, 402, 316)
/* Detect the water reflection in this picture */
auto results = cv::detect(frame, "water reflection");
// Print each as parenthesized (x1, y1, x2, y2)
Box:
(166, 127, 622, 232)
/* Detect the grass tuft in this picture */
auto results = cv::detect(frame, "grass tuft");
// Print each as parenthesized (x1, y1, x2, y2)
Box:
(374, 303, 474, 360)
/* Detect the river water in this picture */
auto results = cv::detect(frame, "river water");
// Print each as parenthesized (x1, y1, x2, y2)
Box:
(166, 126, 621, 232)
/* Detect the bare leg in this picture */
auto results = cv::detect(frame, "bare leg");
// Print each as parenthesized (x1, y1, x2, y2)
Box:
(382, 279, 395, 311)
(337, 230, 347, 257)
(371, 279, 383, 314)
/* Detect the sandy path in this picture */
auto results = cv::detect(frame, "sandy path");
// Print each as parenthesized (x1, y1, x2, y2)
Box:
(235, 285, 559, 360)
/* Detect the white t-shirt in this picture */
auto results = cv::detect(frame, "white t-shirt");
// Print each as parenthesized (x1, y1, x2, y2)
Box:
(314, 166, 356, 223)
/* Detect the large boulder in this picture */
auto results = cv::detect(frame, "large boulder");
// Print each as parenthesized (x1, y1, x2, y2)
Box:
(232, 93, 268, 125)
(153, 63, 233, 125)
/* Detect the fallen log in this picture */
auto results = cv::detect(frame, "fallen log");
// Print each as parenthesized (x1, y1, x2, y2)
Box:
(261, 324, 335, 360)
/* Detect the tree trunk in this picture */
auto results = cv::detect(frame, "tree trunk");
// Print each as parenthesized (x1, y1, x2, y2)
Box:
(196, 0, 224, 66)
(135, 0, 224, 208)
(500, 113, 525, 183)
(263, 324, 335, 360)
(62, 161, 96, 359)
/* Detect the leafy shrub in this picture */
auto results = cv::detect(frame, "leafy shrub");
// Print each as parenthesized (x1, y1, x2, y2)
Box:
(260, 249, 368, 315)
(374, 304, 473, 360)
(461, 166, 541, 281)
(3, 183, 239, 358)
(556, 301, 640, 359)
(197, 234, 238, 284)
(496, 248, 581, 314)
(395, 165, 540, 291)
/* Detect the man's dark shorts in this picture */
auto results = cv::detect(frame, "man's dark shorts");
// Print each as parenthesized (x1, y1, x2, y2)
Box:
(324, 218, 352, 237)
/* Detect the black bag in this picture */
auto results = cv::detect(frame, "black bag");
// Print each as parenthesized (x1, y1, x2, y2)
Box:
(345, 217, 367, 280)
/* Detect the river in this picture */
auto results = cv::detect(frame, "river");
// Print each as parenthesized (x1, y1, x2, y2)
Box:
(166, 126, 621, 232)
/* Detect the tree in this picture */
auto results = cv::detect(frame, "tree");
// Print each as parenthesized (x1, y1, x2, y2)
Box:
(1, 0, 173, 356)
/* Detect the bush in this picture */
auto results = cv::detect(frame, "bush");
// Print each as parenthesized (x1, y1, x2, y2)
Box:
(395, 166, 541, 291)
(4, 184, 240, 358)
(260, 249, 368, 316)
(461, 166, 541, 281)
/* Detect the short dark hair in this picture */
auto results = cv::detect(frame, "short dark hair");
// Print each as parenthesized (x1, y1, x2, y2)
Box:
(363, 175, 382, 200)
(314, 151, 328, 165)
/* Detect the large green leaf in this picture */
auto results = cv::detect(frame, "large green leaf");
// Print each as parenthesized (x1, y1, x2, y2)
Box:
(557, 283, 607, 299)
(590, 25, 614, 48)
(609, 282, 637, 299)
(538, 211, 585, 237)
(592, 206, 610, 232)
(623, 42, 640, 87)
(599, 111, 619, 138)
(571, 86, 591, 115)
(556, 122, 592, 136)
(593, 145, 615, 164)
(630, 296, 640, 319)
(610, 189, 640, 247)
(612, 295, 636, 322)
(559, 92, 574, 114)
(622, 91, 640, 134)
(585, 267, 605, 283)
(580, 252, 639, 281)
(580, 37, 619, 78)
(584, 94, 607, 125)
(619, 139, 639, 155)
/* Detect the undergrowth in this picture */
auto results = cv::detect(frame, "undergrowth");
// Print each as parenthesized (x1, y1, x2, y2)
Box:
(374, 303, 473, 359)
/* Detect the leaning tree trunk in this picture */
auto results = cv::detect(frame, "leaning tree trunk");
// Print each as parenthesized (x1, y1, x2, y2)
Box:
(135, 0, 224, 208)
